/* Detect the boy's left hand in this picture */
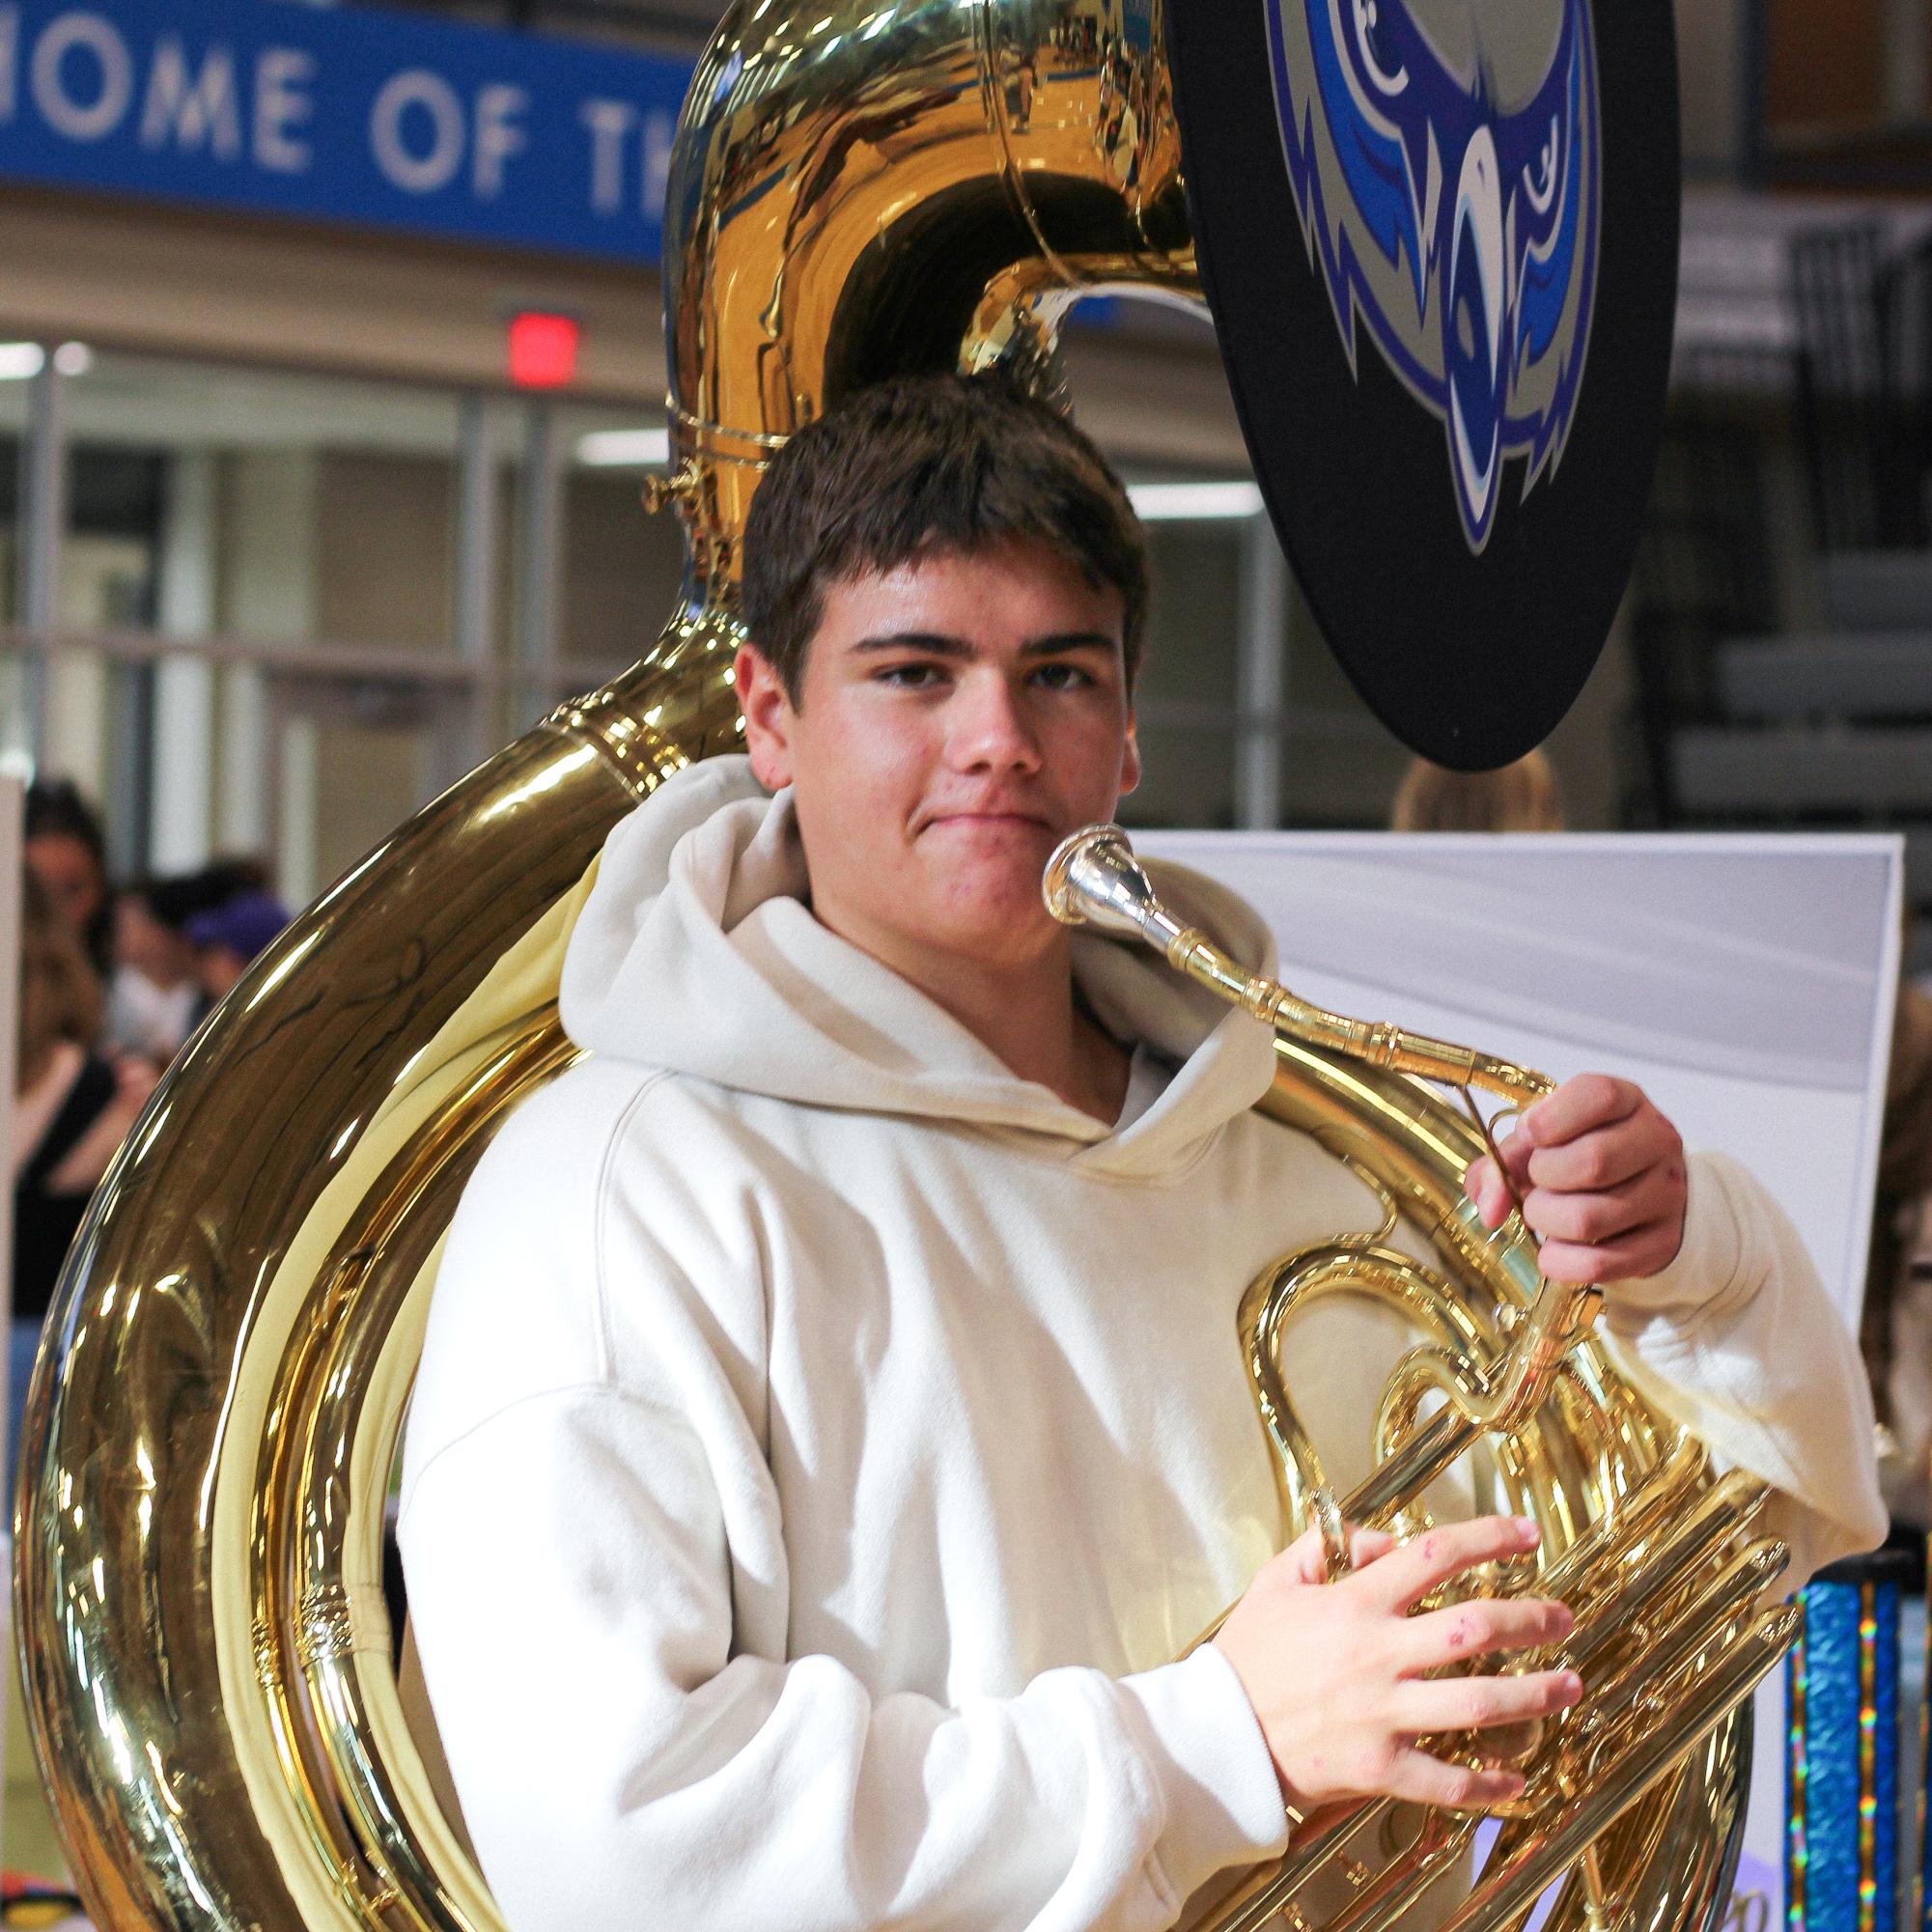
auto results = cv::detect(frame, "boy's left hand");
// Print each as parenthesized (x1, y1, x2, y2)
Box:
(1463, 1075, 1688, 1286)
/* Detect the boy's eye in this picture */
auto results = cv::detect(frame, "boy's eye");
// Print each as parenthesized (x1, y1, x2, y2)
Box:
(1031, 661, 1095, 690)
(877, 661, 947, 689)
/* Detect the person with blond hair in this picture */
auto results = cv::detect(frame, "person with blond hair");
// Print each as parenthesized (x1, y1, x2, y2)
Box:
(1389, 749, 1565, 833)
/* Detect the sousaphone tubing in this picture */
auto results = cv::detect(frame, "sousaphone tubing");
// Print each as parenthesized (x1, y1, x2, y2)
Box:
(14, 2, 1693, 1928)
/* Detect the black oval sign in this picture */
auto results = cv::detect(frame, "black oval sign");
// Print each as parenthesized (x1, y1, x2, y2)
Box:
(1168, 0, 1680, 770)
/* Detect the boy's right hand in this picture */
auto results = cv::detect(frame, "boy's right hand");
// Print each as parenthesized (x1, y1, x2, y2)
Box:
(1213, 1513, 1580, 1817)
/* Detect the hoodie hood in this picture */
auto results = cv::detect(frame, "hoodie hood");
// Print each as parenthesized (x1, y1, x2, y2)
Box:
(559, 756, 1278, 1178)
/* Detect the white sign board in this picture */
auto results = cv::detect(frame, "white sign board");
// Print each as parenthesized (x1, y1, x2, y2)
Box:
(1139, 829, 1903, 1924)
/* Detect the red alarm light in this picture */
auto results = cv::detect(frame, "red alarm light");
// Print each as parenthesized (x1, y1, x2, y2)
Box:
(507, 311, 580, 389)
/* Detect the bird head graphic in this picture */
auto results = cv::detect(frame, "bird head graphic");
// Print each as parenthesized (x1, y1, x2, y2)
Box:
(1266, 0, 1601, 550)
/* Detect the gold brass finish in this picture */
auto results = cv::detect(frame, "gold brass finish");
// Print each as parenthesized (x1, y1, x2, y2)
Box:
(1047, 824, 1793, 1932)
(640, 461, 701, 517)
(15, 4, 1201, 1928)
(659, 0, 1197, 585)
(14, 5, 1766, 1932)
(1044, 824, 1554, 1109)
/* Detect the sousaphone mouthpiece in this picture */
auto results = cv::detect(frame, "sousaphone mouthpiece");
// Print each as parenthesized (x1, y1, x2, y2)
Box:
(1042, 825, 1173, 944)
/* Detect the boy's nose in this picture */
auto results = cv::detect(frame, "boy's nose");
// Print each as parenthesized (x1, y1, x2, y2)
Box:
(948, 672, 1042, 770)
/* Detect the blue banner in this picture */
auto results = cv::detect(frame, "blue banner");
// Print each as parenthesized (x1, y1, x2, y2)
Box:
(0, 0, 695, 265)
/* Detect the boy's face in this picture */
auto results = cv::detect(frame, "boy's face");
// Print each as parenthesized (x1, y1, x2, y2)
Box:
(738, 536, 1140, 977)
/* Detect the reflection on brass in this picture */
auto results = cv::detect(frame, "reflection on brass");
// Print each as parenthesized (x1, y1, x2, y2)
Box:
(13, 8, 1761, 1932)
(1048, 826, 1794, 1932)
(15, 4, 1194, 1929)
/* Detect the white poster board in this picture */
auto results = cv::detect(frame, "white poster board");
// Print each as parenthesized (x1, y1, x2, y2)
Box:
(1138, 829, 1904, 1924)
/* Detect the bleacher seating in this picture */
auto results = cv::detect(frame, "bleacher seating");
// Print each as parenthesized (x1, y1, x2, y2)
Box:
(1643, 205, 1932, 976)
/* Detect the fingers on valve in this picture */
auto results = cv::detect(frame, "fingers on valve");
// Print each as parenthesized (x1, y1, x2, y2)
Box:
(1406, 1593, 1574, 1667)
(1525, 1108, 1678, 1194)
(1534, 1218, 1681, 1286)
(1522, 1073, 1641, 1147)
(1520, 1166, 1675, 1245)
(1383, 1748, 1526, 1811)
(1399, 1667, 1582, 1739)
(1367, 1515, 1542, 1611)
(1280, 1518, 1397, 1585)
(1349, 1526, 1399, 1569)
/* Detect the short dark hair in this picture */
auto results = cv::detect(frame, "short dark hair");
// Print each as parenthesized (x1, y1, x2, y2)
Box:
(741, 374, 1149, 702)
(140, 856, 275, 934)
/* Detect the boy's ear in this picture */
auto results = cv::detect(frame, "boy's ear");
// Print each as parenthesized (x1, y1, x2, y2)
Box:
(1118, 709, 1142, 799)
(736, 644, 796, 790)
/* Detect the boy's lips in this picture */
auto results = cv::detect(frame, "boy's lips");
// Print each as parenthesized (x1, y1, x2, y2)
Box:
(917, 803, 1055, 834)
(933, 811, 1048, 826)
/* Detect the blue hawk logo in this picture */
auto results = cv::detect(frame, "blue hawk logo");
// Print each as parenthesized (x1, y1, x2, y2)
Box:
(1266, 0, 1601, 551)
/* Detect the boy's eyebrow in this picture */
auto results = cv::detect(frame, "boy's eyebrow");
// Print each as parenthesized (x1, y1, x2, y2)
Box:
(848, 630, 1121, 658)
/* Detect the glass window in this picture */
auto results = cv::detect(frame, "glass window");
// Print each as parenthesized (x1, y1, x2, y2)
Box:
(32, 350, 473, 903)
(557, 399, 686, 676)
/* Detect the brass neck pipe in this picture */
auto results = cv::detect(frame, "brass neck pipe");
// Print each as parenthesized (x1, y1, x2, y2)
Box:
(1044, 823, 1601, 1503)
(1044, 823, 1554, 1107)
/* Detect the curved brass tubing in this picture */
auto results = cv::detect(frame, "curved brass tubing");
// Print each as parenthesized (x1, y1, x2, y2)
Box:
(660, 0, 1197, 583)
(1048, 827, 1793, 1932)
(1197, 1044, 1791, 1932)
(17, 6, 1206, 1931)
(18, 12, 1775, 1932)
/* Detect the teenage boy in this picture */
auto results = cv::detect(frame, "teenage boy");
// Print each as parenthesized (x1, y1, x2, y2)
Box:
(400, 376, 1883, 1932)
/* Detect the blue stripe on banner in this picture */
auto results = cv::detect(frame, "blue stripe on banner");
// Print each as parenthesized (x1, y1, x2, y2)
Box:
(1795, 1580, 1864, 1932)
(1792, 1613, 1810, 1932)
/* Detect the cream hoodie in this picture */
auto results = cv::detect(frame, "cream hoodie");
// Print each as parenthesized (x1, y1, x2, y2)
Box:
(399, 756, 1885, 1932)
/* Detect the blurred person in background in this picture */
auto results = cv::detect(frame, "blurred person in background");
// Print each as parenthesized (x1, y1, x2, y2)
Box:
(184, 890, 290, 1011)
(1389, 748, 1566, 833)
(111, 881, 202, 1066)
(110, 858, 276, 1064)
(12, 869, 156, 1492)
(24, 778, 113, 975)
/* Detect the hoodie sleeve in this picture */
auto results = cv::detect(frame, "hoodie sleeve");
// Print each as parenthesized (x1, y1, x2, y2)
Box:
(397, 1081, 1287, 1932)
(1594, 1150, 1887, 1590)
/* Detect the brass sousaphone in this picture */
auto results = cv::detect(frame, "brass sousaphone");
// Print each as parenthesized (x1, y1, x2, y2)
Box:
(14, 1, 1741, 1929)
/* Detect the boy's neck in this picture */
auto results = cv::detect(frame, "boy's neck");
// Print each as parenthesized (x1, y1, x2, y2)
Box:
(817, 911, 1133, 1126)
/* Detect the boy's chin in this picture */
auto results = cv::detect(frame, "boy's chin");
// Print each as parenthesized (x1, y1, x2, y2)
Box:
(937, 846, 1055, 907)
(925, 886, 1062, 965)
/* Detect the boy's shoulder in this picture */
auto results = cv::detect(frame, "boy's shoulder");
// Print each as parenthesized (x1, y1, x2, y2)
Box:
(413, 1056, 770, 1487)
(459, 1051, 814, 1283)
(478, 1052, 742, 1186)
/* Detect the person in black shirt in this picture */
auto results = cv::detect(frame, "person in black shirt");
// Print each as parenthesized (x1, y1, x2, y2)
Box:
(11, 868, 154, 1493)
